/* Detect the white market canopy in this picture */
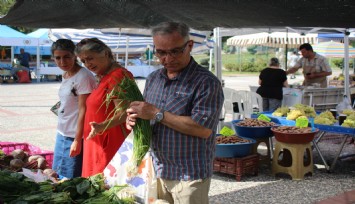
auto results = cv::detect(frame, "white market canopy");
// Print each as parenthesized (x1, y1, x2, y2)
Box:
(226, 32, 318, 48)
(0, 24, 38, 46)
(49, 28, 212, 55)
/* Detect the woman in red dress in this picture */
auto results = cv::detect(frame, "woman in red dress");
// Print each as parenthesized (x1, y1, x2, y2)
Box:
(75, 38, 133, 177)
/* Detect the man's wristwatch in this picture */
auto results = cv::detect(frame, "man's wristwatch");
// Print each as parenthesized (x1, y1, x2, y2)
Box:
(154, 109, 165, 123)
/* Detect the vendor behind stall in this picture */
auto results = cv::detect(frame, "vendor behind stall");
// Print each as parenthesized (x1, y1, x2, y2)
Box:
(286, 43, 332, 88)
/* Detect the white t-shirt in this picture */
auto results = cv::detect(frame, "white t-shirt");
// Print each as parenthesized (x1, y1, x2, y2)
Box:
(57, 67, 96, 138)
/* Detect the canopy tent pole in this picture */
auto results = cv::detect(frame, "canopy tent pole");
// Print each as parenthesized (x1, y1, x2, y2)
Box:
(36, 45, 40, 82)
(285, 29, 289, 70)
(115, 30, 122, 62)
(213, 27, 223, 133)
(209, 48, 213, 72)
(344, 29, 351, 100)
(238, 46, 242, 72)
(11, 46, 14, 66)
(213, 27, 222, 82)
(124, 37, 129, 68)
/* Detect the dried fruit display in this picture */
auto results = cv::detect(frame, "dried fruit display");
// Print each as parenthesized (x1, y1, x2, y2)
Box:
(236, 118, 277, 127)
(272, 126, 313, 134)
(216, 135, 252, 144)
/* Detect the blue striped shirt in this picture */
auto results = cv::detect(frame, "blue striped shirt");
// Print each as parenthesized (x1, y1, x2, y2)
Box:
(143, 57, 224, 180)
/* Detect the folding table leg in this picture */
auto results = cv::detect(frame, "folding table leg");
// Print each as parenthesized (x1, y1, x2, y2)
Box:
(312, 140, 330, 171)
(329, 135, 349, 171)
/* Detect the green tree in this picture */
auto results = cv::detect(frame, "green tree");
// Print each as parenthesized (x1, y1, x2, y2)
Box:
(0, 0, 15, 16)
(0, 0, 34, 34)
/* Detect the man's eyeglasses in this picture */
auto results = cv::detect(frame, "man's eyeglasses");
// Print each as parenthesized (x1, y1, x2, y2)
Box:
(153, 40, 191, 58)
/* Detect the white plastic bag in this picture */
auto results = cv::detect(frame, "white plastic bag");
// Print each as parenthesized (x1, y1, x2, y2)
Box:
(336, 95, 352, 115)
(104, 132, 158, 204)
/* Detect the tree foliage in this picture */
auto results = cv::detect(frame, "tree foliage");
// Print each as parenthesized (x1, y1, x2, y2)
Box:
(0, 0, 34, 34)
(0, 0, 15, 16)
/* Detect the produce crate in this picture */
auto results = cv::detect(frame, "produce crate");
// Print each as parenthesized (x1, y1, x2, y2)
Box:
(0, 142, 54, 168)
(213, 154, 259, 181)
(302, 87, 344, 112)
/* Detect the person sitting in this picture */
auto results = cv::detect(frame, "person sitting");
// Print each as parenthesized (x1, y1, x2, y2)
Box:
(17, 48, 32, 81)
(11, 58, 30, 82)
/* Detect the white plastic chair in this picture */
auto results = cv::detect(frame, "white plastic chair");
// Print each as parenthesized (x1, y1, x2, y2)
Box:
(222, 87, 240, 121)
(234, 90, 263, 118)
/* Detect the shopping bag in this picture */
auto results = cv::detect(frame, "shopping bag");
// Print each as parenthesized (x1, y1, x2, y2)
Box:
(104, 133, 157, 204)
(50, 101, 61, 116)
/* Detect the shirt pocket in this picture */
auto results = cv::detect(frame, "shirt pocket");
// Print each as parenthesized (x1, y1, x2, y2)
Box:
(166, 91, 192, 115)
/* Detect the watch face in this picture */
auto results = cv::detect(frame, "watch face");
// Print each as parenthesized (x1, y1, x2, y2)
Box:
(155, 113, 163, 122)
(155, 112, 163, 122)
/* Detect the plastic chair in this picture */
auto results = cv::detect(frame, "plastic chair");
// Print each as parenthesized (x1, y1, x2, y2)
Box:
(235, 90, 263, 118)
(222, 87, 241, 121)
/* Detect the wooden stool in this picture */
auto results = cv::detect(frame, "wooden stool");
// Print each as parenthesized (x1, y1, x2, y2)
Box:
(252, 137, 272, 166)
(272, 141, 313, 180)
(213, 154, 259, 181)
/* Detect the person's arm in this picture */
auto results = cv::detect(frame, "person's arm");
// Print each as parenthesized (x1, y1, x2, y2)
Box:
(160, 111, 212, 138)
(87, 98, 127, 140)
(70, 93, 89, 157)
(286, 67, 298, 75)
(283, 80, 289, 87)
(286, 58, 303, 75)
(126, 101, 212, 138)
(307, 71, 332, 79)
(308, 58, 332, 79)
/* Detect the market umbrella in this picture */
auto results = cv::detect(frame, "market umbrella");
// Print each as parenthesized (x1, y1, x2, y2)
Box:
(312, 41, 355, 58)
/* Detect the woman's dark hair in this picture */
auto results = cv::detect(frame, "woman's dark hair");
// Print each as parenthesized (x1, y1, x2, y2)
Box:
(51, 39, 76, 55)
(269, 57, 280, 66)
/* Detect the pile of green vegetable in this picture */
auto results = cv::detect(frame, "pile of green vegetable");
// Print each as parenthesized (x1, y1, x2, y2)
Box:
(314, 111, 337, 125)
(0, 170, 135, 203)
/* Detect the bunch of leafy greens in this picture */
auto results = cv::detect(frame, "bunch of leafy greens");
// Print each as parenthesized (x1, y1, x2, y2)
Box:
(105, 76, 152, 171)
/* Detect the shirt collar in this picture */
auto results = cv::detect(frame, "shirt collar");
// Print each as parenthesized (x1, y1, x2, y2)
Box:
(158, 57, 198, 81)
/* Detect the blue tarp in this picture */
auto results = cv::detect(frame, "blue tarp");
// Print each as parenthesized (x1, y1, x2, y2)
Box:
(0, 25, 28, 38)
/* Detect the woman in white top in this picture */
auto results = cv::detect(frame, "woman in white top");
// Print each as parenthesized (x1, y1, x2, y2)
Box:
(51, 39, 96, 178)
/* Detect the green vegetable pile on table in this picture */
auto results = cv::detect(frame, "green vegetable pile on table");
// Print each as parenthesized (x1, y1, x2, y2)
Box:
(0, 170, 135, 203)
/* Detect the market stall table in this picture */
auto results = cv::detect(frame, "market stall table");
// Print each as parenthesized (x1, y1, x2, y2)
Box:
(250, 86, 345, 111)
(256, 113, 355, 172)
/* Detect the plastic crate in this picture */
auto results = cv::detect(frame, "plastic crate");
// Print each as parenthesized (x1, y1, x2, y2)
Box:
(0, 142, 54, 168)
(213, 154, 259, 181)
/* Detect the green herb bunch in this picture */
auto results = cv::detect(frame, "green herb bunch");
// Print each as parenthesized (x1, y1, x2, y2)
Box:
(106, 76, 152, 170)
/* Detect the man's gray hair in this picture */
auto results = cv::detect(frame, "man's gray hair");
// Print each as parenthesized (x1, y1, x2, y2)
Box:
(151, 22, 190, 42)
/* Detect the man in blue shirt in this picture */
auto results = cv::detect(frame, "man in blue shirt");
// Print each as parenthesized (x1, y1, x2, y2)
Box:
(18, 48, 32, 80)
(126, 22, 224, 204)
(18, 48, 31, 68)
(11, 48, 32, 82)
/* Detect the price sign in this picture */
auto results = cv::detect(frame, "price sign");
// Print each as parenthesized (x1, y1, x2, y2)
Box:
(258, 114, 271, 122)
(220, 126, 235, 136)
(296, 117, 309, 128)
